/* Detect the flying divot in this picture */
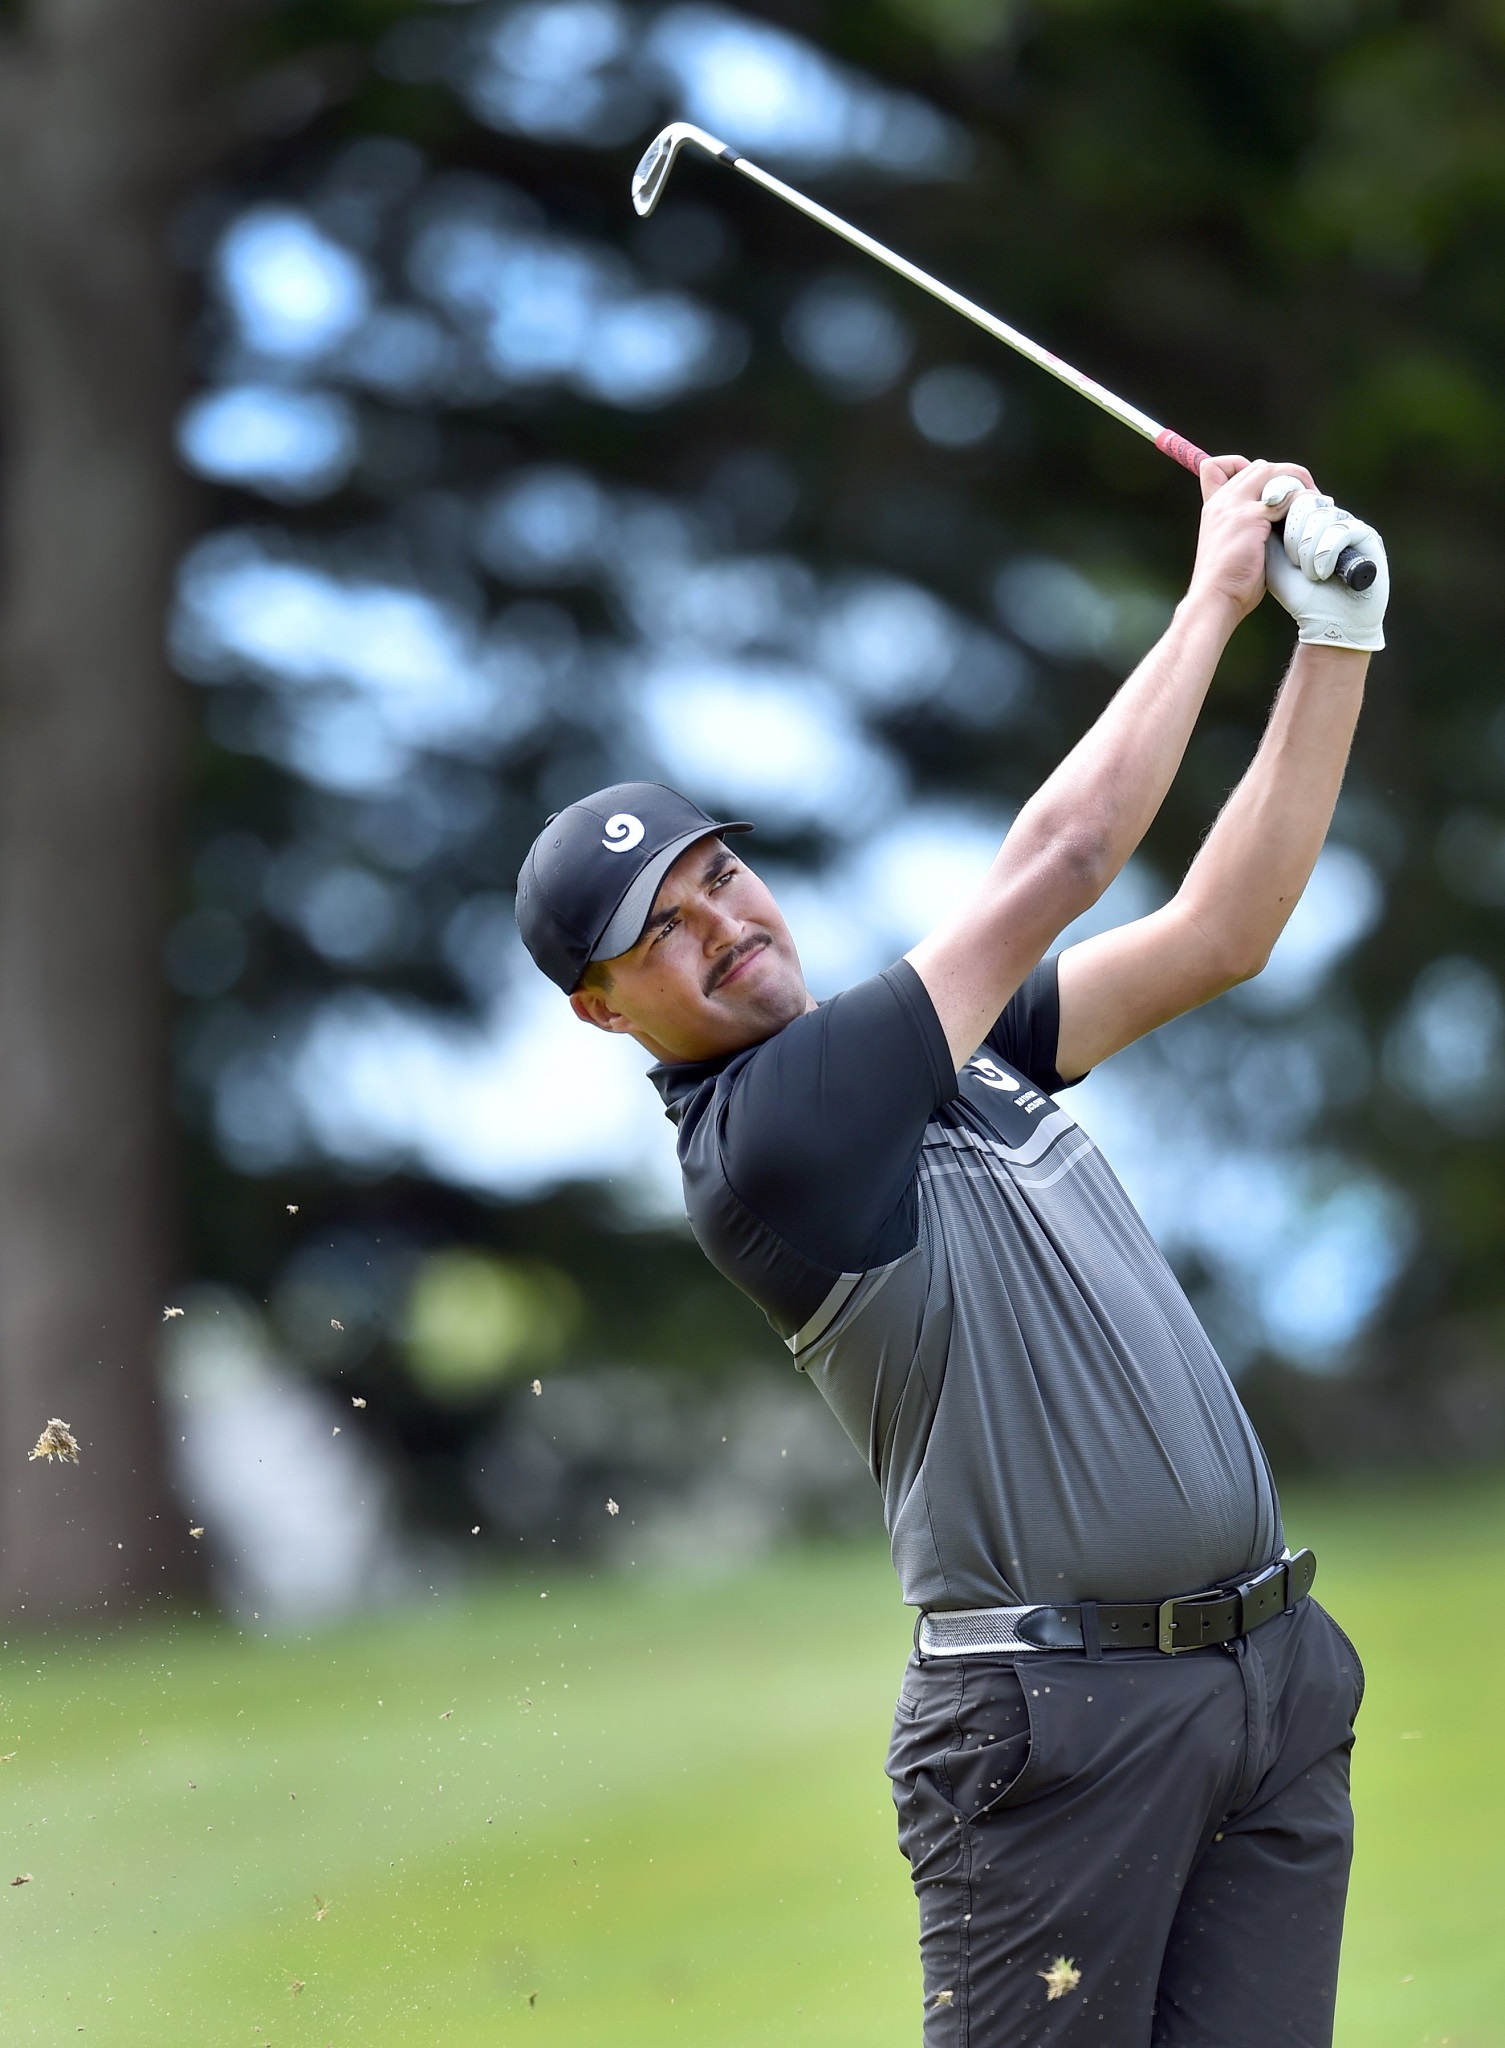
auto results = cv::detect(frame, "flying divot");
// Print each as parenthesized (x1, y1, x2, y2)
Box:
(28, 1419, 78, 1464)
(1040, 1957, 1083, 2001)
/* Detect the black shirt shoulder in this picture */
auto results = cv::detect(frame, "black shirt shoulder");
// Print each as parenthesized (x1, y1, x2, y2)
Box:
(650, 955, 1072, 1338)
(651, 962, 955, 1337)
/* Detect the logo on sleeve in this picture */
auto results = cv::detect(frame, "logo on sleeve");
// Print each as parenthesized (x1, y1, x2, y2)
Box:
(602, 813, 645, 853)
(968, 1056, 1020, 1092)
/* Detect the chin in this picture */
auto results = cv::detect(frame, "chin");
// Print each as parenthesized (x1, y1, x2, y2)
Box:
(735, 967, 807, 1036)
(738, 939, 800, 998)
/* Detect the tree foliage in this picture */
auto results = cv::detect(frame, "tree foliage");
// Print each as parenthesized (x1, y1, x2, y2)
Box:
(132, 0, 1505, 1547)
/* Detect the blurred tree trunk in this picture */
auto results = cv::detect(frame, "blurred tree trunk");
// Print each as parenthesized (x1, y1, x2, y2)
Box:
(0, 0, 234, 1621)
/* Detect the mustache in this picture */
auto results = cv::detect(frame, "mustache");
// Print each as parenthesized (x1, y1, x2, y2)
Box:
(704, 933, 770, 996)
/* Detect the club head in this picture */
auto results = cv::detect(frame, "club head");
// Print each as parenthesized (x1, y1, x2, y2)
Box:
(631, 122, 732, 217)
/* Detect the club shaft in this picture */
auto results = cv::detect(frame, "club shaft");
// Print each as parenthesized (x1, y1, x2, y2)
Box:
(728, 153, 1376, 588)
(644, 130, 1374, 590)
(728, 155, 1207, 474)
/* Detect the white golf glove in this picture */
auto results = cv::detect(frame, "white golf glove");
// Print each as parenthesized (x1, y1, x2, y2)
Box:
(1262, 479, 1388, 653)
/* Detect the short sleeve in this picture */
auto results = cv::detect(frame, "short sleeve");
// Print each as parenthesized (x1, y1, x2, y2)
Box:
(984, 956, 1082, 1092)
(715, 960, 957, 1276)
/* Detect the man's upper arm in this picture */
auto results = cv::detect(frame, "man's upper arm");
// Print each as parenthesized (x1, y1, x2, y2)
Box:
(718, 962, 957, 1275)
(1054, 901, 1236, 1079)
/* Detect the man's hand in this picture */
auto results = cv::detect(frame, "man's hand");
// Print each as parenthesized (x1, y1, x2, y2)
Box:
(1264, 487, 1388, 652)
(1186, 455, 1315, 624)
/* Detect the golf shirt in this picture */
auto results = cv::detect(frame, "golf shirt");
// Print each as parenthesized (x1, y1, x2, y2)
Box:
(650, 958, 1281, 1611)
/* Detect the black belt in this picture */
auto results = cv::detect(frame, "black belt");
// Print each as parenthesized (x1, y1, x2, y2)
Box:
(917, 1549, 1316, 1659)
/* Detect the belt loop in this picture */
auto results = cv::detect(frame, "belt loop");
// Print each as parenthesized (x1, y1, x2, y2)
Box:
(1079, 1600, 1103, 1662)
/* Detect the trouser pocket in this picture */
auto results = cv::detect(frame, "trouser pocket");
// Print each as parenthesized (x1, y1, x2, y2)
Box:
(889, 1659, 1036, 1880)
(888, 1658, 1041, 2045)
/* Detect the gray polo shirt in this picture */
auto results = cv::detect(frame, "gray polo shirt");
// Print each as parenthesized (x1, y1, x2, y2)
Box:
(650, 959, 1281, 1612)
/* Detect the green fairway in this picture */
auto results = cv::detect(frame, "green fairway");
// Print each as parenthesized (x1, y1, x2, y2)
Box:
(1, 1479, 1502, 2047)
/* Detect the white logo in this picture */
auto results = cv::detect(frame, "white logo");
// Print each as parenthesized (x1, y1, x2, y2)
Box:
(969, 1056, 1020, 1093)
(602, 812, 645, 853)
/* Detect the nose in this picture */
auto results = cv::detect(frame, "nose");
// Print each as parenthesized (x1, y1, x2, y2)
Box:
(700, 900, 743, 954)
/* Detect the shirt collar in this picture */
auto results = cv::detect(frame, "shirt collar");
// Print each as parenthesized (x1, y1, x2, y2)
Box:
(647, 1051, 733, 1124)
(647, 1002, 824, 1122)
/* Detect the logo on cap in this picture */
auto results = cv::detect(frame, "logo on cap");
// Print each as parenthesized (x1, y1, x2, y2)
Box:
(602, 813, 645, 853)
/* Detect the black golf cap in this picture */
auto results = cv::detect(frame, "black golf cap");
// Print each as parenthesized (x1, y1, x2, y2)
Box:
(516, 781, 752, 993)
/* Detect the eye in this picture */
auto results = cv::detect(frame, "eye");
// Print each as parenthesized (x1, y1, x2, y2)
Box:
(710, 865, 737, 891)
(649, 913, 678, 947)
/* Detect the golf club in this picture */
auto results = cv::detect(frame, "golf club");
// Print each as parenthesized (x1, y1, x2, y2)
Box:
(631, 123, 1377, 593)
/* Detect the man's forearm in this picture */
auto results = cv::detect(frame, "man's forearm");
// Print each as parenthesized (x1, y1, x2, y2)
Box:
(1009, 585, 1239, 900)
(1055, 640, 1371, 1079)
(907, 459, 1306, 1068)
(1052, 473, 1384, 1081)
(1175, 643, 1368, 977)
(907, 588, 1239, 1069)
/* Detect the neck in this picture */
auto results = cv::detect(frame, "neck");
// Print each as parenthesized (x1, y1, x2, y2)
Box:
(634, 989, 817, 1067)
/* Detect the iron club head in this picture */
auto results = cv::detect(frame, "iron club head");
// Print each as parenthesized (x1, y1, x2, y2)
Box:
(631, 122, 735, 217)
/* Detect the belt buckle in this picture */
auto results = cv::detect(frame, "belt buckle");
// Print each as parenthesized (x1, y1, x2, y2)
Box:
(1159, 1550, 1310, 1656)
(1157, 1588, 1226, 1654)
(1156, 1595, 1188, 1654)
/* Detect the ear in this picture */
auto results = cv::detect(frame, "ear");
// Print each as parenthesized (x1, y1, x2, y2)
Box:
(569, 986, 636, 1035)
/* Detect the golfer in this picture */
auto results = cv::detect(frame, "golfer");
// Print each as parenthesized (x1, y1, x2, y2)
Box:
(516, 456, 1385, 2046)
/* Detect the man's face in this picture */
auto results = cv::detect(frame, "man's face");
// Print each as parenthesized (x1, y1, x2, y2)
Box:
(569, 836, 811, 1062)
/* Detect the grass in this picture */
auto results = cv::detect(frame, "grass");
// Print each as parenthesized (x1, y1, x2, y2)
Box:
(0, 1477, 1501, 2046)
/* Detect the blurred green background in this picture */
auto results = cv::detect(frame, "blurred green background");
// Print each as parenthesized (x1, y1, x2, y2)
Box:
(5, 1481, 1504, 2045)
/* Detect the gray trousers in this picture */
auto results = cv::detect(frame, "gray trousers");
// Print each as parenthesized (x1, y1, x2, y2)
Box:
(887, 1598, 1364, 2046)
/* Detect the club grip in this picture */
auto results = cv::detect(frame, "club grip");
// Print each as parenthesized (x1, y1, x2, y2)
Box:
(1279, 518, 1377, 592)
(1334, 544, 1377, 592)
(1155, 428, 1209, 473)
(1156, 429, 1378, 589)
